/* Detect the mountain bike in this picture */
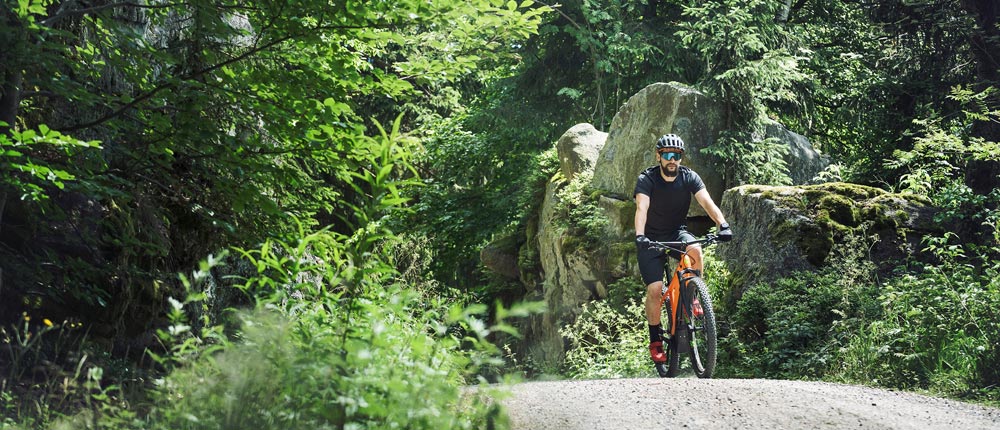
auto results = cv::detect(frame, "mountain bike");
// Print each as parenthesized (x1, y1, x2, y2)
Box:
(648, 234, 720, 378)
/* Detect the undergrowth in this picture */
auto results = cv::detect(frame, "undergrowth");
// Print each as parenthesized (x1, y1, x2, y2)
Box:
(2, 119, 542, 429)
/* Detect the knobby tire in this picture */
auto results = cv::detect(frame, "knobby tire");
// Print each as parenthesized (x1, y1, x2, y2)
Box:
(687, 276, 717, 378)
(666, 334, 681, 377)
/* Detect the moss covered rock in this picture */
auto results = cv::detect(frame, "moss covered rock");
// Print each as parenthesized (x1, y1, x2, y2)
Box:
(717, 182, 940, 300)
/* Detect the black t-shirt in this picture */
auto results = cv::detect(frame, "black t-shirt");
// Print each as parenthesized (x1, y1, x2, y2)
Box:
(633, 166, 706, 240)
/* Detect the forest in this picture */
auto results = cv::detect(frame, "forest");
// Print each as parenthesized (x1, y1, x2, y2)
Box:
(1, 0, 998, 428)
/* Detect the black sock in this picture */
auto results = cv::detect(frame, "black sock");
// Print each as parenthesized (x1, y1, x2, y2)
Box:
(649, 324, 662, 343)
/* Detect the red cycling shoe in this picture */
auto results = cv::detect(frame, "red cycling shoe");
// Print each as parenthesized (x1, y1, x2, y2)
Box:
(649, 341, 667, 363)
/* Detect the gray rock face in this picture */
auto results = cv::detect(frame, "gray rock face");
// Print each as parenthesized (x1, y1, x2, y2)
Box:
(557, 124, 607, 181)
(536, 178, 606, 307)
(715, 186, 817, 281)
(524, 174, 609, 369)
(591, 83, 724, 217)
(764, 121, 831, 184)
(480, 241, 521, 280)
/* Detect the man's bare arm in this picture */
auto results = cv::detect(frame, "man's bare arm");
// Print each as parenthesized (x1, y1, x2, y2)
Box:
(694, 189, 727, 227)
(635, 193, 651, 236)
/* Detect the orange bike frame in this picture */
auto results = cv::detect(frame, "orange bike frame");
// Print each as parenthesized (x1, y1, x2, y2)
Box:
(659, 253, 697, 336)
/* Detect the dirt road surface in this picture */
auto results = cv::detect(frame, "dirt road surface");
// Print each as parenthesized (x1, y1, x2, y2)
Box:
(500, 378, 1000, 429)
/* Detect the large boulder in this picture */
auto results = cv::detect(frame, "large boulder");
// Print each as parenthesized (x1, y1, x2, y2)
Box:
(591, 82, 829, 217)
(764, 121, 831, 185)
(717, 183, 941, 303)
(480, 236, 521, 280)
(591, 83, 724, 216)
(557, 123, 607, 181)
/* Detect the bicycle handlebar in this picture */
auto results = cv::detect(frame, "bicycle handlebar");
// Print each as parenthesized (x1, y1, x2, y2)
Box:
(648, 234, 719, 254)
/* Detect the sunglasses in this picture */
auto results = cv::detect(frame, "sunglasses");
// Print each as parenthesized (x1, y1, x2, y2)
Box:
(659, 151, 683, 161)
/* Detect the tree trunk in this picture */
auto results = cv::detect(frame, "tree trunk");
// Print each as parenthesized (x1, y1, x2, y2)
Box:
(0, 190, 5, 236)
(644, 0, 659, 21)
(960, 0, 1000, 196)
(961, 0, 1000, 142)
(777, 0, 793, 23)
(0, 7, 24, 131)
(0, 191, 4, 297)
(0, 70, 22, 131)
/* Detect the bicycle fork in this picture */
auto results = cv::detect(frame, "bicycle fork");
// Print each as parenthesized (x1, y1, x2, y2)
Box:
(659, 275, 678, 341)
(661, 271, 700, 352)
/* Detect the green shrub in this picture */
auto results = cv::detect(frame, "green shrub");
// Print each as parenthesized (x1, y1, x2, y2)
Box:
(40, 224, 531, 430)
(722, 221, 1000, 402)
(146, 291, 504, 430)
(561, 298, 651, 379)
(833, 234, 1000, 397)
(724, 232, 881, 379)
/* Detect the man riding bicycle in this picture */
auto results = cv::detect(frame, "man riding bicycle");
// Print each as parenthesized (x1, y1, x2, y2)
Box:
(634, 134, 733, 366)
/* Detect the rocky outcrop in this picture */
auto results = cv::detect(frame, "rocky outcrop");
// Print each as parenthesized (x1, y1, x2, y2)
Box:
(486, 82, 839, 370)
(764, 121, 831, 185)
(591, 82, 829, 217)
(480, 238, 521, 280)
(516, 125, 619, 367)
(557, 124, 607, 182)
(591, 83, 724, 211)
(717, 183, 940, 303)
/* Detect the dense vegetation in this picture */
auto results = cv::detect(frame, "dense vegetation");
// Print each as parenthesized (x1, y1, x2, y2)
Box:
(1, 0, 998, 427)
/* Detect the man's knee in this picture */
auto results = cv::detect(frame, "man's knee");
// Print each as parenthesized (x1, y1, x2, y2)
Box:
(687, 244, 703, 261)
(646, 282, 663, 296)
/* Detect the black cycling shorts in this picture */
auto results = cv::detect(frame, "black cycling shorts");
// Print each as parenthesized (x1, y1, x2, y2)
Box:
(637, 229, 696, 286)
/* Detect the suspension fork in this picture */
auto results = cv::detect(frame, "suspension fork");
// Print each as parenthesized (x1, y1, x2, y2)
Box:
(659, 273, 680, 336)
(661, 253, 699, 336)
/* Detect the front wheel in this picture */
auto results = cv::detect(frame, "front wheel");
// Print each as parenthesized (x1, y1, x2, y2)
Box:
(686, 276, 717, 378)
(655, 293, 682, 378)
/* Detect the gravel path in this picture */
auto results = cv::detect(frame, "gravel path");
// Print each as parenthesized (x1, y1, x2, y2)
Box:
(499, 378, 1000, 429)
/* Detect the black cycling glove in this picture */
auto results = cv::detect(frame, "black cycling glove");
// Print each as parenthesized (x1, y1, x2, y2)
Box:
(718, 223, 733, 242)
(636, 234, 652, 250)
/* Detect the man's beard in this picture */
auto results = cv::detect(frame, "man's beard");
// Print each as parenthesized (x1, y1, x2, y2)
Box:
(660, 164, 679, 178)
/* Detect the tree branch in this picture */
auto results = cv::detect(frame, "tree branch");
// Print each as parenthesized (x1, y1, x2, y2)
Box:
(41, 1, 189, 27)
(58, 21, 392, 133)
(59, 32, 294, 132)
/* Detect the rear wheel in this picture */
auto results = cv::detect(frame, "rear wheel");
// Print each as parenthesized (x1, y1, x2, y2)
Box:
(666, 333, 681, 377)
(686, 276, 717, 378)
